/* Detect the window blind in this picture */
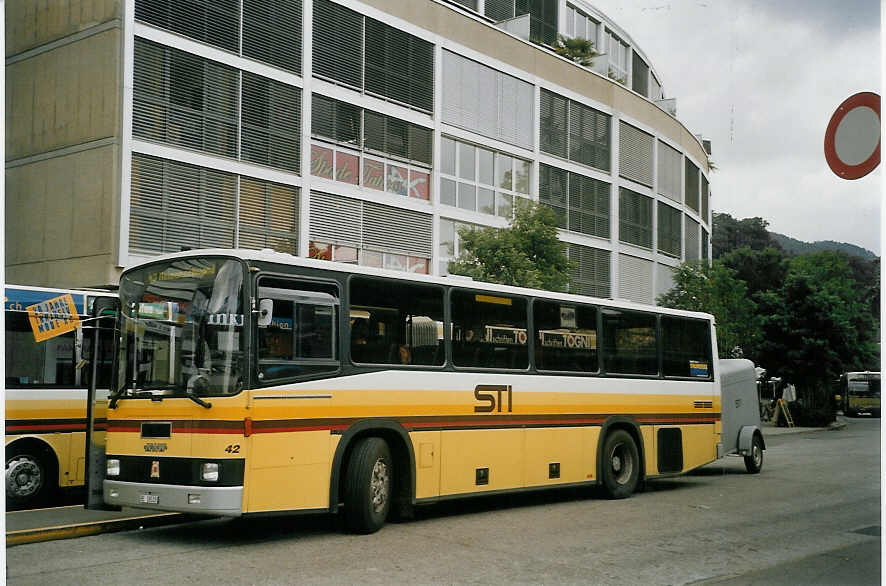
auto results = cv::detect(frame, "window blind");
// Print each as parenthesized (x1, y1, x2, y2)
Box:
(619, 187, 653, 249)
(619, 254, 653, 305)
(243, 0, 303, 75)
(135, 0, 239, 53)
(568, 243, 610, 298)
(657, 140, 681, 202)
(619, 122, 654, 187)
(685, 159, 700, 212)
(241, 72, 301, 173)
(657, 202, 681, 258)
(238, 177, 300, 254)
(313, 0, 363, 88)
(685, 215, 700, 260)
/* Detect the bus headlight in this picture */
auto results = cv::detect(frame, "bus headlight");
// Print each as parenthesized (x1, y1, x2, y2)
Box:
(107, 458, 120, 477)
(201, 462, 219, 482)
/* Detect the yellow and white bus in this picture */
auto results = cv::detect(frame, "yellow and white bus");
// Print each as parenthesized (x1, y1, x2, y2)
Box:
(5, 284, 116, 508)
(103, 249, 764, 533)
(839, 372, 880, 417)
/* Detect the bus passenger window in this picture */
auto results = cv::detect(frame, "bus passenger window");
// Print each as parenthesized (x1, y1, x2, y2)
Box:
(534, 301, 598, 373)
(661, 317, 712, 379)
(256, 280, 339, 382)
(451, 290, 528, 370)
(349, 277, 445, 367)
(5, 311, 78, 388)
(601, 309, 657, 375)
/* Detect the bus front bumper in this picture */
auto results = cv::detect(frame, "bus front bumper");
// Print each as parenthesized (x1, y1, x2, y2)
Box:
(104, 480, 243, 516)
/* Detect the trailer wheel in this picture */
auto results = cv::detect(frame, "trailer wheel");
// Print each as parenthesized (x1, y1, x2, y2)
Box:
(343, 437, 392, 534)
(600, 430, 639, 499)
(744, 433, 764, 474)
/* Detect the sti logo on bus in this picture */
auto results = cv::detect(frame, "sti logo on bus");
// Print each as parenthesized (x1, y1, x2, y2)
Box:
(474, 385, 513, 413)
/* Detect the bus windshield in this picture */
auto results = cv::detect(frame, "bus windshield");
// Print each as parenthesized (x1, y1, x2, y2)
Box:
(116, 258, 246, 398)
(847, 373, 880, 398)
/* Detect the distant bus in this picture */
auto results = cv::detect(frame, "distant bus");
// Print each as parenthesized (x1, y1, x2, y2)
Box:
(102, 249, 764, 533)
(4, 284, 116, 508)
(839, 372, 880, 417)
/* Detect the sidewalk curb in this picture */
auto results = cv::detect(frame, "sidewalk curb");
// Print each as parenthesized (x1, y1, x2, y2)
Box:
(762, 420, 848, 437)
(6, 512, 188, 546)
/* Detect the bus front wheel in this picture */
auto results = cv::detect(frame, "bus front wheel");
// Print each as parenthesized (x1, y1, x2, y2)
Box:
(6, 443, 54, 509)
(600, 430, 639, 499)
(343, 437, 392, 534)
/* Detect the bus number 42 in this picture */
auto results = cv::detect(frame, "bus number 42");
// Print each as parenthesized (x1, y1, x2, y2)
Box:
(474, 385, 513, 413)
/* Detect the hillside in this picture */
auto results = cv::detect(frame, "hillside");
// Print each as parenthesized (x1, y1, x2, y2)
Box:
(770, 233, 878, 260)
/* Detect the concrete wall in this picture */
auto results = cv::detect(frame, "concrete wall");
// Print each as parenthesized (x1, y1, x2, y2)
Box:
(5, 1, 122, 288)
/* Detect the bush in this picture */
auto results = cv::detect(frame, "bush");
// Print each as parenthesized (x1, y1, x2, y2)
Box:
(785, 402, 835, 427)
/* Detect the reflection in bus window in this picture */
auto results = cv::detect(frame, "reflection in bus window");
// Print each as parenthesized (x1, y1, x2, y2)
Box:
(602, 309, 657, 375)
(534, 301, 598, 373)
(451, 290, 528, 369)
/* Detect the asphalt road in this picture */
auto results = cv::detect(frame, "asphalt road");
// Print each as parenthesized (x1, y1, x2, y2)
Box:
(6, 418, 881, 585)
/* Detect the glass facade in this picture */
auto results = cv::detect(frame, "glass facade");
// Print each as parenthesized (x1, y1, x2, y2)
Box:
(117, 0, 711, 306)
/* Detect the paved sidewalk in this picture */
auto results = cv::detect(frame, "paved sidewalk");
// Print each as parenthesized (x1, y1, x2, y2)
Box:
(6, 505, 189, 546)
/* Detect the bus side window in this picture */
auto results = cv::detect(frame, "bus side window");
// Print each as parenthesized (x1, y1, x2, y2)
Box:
(5, 310, 78, 388)
(256, 279, 340, 382)
(533, 301, 598, 373)
(601, 309, 657, 376)
(349, 276, 445, 367)
(661, 317, 712, 379)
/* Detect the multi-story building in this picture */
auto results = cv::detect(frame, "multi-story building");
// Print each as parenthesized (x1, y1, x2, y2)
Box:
(5, 0, 712, 304)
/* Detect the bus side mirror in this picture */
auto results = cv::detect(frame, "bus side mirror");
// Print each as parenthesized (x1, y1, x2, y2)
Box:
(258, 299, 273, 327)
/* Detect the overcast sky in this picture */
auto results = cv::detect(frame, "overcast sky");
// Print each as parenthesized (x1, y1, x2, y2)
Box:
(590, 0, 882, 254)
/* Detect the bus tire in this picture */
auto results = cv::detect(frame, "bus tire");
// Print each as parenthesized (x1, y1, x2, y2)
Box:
(343, 437, 392, 534)
(600, 430, 639, 499)
(6, 443, 55, 509)
(744, 433, 764, 474)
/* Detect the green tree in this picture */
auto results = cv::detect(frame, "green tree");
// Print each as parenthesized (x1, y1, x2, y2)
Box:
(755, 252, 878, 420)
(449, 200, 572, 291)
(718, 246, 788, 298)
(553, 35, 598, 67)
(657, 261, 762, 358)
(712, 213, 782, 258)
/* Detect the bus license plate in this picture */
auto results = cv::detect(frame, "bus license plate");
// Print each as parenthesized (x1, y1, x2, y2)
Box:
(139, 493, 159, 505)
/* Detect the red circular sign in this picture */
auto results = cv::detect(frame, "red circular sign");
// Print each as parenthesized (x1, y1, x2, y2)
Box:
(824, 92, 881, 180)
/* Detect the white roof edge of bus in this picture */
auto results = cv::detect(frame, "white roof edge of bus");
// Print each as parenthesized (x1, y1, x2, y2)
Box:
(127, 248, 716, 322)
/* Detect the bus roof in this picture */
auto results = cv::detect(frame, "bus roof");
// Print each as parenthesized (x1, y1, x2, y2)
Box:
(124, 248, 716, 323)
(4, 283, 117, 315)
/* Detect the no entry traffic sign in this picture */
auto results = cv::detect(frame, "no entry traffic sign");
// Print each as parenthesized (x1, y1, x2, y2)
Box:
(824, 91, 880, 180)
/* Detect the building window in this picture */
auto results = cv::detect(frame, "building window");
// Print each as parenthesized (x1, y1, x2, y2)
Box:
(129, 154, 300, 256)
(523, 0, 558, 45)
(631, 52, 649, 97)
(606, 30, 628, 83)
(243, 0, 303, 75)
(241, 72, 301, 173)
(313, 0, 434, 112)
(442, 50, 534, 150)
(657, 140, 682, 203)
(451, 290, 529, 369)
(619, 187, 653, 249)
(133, 39, 302, 174)
(135, 0, 302, 75)
(619, 122, 654, 187)
(701, 229, 709, 261)
(701, 175, 710, 223)
(311, 95, 432, 200)
(539, 164, 610, 239)
(566, 4, 600, 45)
(602, 309, 657, 375)
(540, 89, 611, 172)
(238, 177, 300, 254)
(685, 215, 700, 261)
(657, 202, 681, 258)
(439, 137, 530, 217)
(129, 154, 236, 254)
(568, 243, 611, 298)
(134, 39, 239, 159)
(309, 192, 432, 273)
(485, 0, 515, 21)
(685, 159, 700, 213)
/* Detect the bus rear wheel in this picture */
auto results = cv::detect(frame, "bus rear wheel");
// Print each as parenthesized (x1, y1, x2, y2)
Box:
(343, 437, 392, 534)
(600, 430, 639, 499)
(6, 444, 54, 509)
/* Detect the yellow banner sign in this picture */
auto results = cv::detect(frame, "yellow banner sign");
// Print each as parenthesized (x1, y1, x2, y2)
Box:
(27, 293, 80, 342)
